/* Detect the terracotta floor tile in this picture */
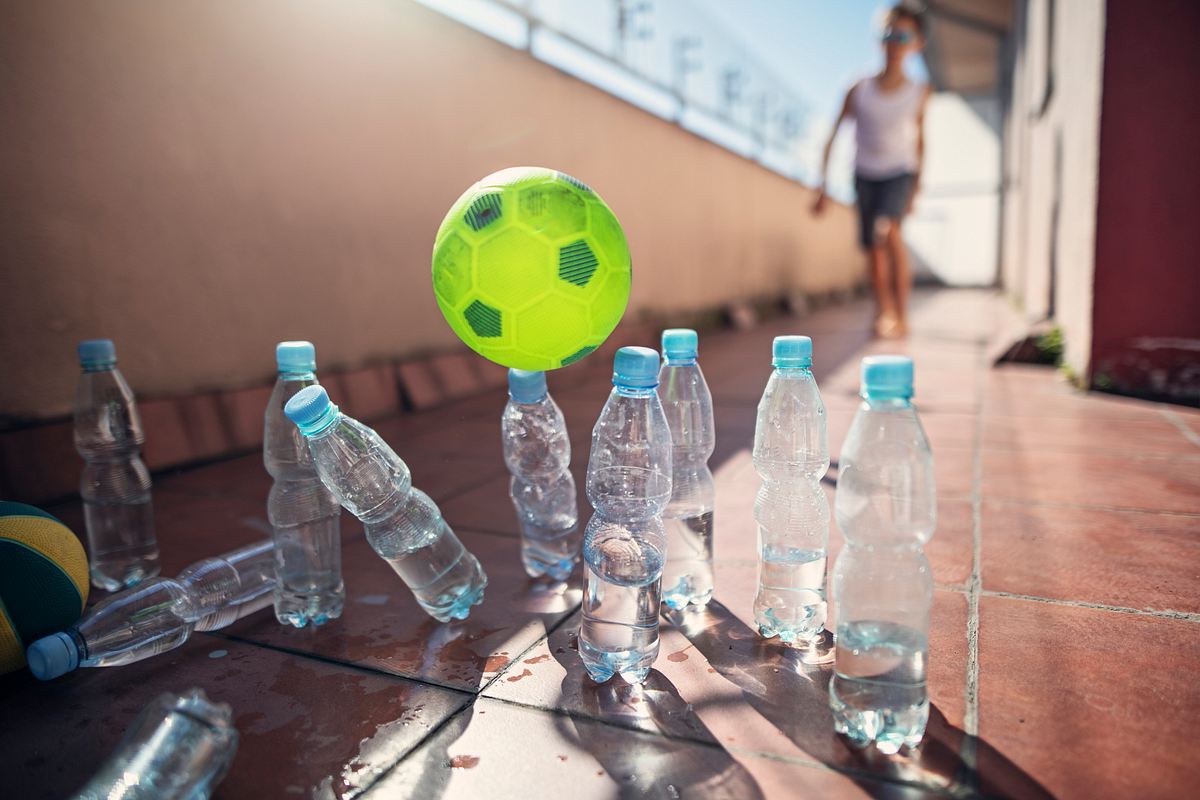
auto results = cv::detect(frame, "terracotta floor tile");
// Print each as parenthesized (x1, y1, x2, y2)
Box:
(366, 697, 944, 799)
(47, 486, 296, 579)
(152, 431, 507, 511)
(983, 413, 1200, 456)
(984, 365, 1171, 421)
(0, 638, 468, 800)
(222, 530, 580, 691)
(982, 447, 1200, 513)
(440, 474, 521, 536)
(981, 500, 1200, 612)
(155, 451, 272, 501)
(381, 414, 503, 463)
(977, 596, 1200, 800)
(484, 592, 970, 795)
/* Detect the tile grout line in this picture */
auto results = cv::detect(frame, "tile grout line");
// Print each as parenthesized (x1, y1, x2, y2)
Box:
(1161, 407, 1200, 448)
(961, 348, 986, 765)
(475, 602, 583, 696)
(204, 630, 480, 696)
(931, 582, 1200, 620)
(983, 494, 1200, 518)
(351, 696, 477, 800)
(346, 608, 582, 799)
(978, 590, 1200, 622)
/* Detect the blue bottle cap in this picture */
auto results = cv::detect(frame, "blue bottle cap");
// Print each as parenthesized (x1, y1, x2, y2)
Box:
(508, 369, 547, 403)
(77, 339, 116, 369)
(276, 341, 316, 373)
(861, 355, 914, 399)
(26, 632, 80, 681)
(284, 384, 339, 436)
(661, 329, 698, 362)
(613, 346, 660, 389)
(772, 335, 812, 368)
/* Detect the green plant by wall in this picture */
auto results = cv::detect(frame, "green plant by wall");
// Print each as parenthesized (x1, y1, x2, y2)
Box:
(1036, 326, 1065, 365)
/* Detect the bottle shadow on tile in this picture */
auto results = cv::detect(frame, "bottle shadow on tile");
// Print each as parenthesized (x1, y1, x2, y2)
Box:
(666, 601, 1054, 800)
(548, 634, 766, 800)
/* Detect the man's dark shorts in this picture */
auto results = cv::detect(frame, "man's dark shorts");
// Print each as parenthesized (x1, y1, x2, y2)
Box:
(855, 172, 915, 248)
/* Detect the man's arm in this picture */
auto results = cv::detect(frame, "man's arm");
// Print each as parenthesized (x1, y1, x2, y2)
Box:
(907, 84, 932, 214)
(812, 83, 857, 216)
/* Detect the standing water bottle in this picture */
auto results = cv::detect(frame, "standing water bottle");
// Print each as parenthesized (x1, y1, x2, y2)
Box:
(285, 386, 487, 622)
(830, 356, 935, 753)
(502, 369, 579, 581)
(264, 341, 344, 627)
(752, 336, 830, 644)
(26, 541, 275, 680)
(74, 339, 158, 591)
(580, 347, 672, 684)
(69, 689, 237, 800)
(658, 329, 715, 609)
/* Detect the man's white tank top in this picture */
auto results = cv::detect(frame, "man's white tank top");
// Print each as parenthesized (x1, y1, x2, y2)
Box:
(852, 77, 925, 179)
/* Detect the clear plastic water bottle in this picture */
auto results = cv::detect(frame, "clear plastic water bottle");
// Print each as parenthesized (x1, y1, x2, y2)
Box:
(70, 689, 237, 800)
(658, 329, 715, 610)
(285, 385, 487, 622)
(580, 346, 672, 684)
(264, 341, 344, 628)
(26, 541, 275, 680)
(74, 339, 159, 591)
(502, 369, 579, 581)
(830, 356, 936, 754)
(752, 335, 830, 645)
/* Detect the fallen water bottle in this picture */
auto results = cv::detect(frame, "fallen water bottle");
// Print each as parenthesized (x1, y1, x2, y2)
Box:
(830, 355, 936, 754)
(752, 336, 830, 645)
(285, 385, 487, 622)
(70, 689, 237, 800)
(658, 328, 715, 610)
(75, 338, 159, 591)
(580, 347, 672, 684)
(502, 369, 580, 581)
(26, 540, 275, 680)
(264, 341, 344, 627)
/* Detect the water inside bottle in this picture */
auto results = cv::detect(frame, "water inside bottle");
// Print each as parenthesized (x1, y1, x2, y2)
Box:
(830, 620, 929, 755)
(660, 510, 714, 610)
(753, 546, 827, 643)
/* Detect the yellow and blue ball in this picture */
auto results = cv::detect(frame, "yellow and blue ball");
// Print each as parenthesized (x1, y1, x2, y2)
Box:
(0, 501, 89, 675)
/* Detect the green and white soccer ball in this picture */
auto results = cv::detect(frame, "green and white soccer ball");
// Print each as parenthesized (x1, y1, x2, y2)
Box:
(431, 166, 632, 370)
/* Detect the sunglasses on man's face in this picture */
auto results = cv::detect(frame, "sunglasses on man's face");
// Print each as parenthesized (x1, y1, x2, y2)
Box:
(882, 29, 916, 44)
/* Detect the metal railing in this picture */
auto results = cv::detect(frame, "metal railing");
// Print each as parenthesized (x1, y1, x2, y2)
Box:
(417, 0, 811, 180)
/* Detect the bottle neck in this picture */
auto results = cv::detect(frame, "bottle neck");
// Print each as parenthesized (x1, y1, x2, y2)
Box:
(614, 384, 657, 398)
(80, 364, 116, 375)
(663, 356, 697, 367)
(301, 408, 342, 439)
(773, 366, 813, 378)
(508, 393, 549, 407)
(278, 369, 317, 382)
(862, 395, 913, 410)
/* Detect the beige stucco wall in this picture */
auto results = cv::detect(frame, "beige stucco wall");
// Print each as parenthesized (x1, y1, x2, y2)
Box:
(1, 0, 863, 421)
(1000, 0, 1105, 376)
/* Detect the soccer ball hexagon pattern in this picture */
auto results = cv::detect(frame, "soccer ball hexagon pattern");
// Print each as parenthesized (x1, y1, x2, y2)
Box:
(431, 166, 632, 370)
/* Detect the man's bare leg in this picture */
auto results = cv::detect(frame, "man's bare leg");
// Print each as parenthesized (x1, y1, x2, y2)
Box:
(869, 238, 899, 337)
(886, 220, 911, 336)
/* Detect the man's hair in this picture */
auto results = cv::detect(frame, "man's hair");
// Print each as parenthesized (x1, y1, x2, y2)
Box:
(887, 3, 928, 39)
